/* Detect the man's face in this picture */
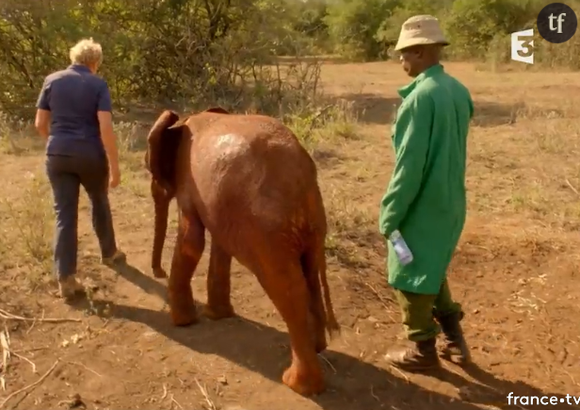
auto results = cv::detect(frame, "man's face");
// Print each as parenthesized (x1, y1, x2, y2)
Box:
(399, 46, 423, 77)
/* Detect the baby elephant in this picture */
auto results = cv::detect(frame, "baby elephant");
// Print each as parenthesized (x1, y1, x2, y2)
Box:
(144, 107, 340, 396)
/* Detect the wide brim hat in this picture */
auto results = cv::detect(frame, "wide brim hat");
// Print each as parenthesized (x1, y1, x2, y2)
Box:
(394, 15, 449, 51)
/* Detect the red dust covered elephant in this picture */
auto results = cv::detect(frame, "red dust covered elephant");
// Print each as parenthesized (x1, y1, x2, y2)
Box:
(144, 107, 340, 395)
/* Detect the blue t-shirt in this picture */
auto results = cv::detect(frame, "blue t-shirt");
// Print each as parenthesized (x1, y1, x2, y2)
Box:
(36, 64, 112, 156)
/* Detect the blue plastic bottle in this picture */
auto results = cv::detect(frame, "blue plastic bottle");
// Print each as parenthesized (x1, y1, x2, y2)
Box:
(389, 229, 413, 266)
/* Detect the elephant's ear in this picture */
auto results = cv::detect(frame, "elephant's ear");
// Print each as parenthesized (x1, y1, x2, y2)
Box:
(145, 110, 185, 193)
(204, 107, 229, 114)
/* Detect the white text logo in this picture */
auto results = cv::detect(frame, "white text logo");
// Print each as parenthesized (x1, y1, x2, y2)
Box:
(549, 12, 566, 33)
(511, 28, 534, 64)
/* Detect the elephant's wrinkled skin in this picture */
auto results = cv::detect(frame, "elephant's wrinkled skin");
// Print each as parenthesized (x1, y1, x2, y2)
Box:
(144, 108, 340, 396)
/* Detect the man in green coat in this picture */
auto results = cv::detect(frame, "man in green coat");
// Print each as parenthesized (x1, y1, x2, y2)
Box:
(379, 15, 474, 371)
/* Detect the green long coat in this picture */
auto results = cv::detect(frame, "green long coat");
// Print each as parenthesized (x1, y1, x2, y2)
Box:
(378, 64, 474, 295)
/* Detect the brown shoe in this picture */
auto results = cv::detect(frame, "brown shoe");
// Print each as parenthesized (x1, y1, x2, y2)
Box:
(58, 276, 86, 300)
(384, 338, 440, 371)
(102, 250, 126, 266)
(437, 311, 471, 365)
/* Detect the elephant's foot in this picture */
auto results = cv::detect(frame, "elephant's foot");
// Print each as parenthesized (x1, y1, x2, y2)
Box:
(169, 292, 198, 326)
(152, 266, 167, 279)
(282, 359, 325, 396)
(170, 306, 198, 326)
(203, 303, 235, 320)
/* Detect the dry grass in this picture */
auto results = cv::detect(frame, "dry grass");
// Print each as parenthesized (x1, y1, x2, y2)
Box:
(0, 61, 579, 410)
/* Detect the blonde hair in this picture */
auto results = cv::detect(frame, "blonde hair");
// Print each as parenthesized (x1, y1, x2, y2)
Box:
(69, 38, 103, 67)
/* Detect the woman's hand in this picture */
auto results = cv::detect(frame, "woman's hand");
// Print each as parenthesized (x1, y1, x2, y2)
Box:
(97, 110, 121, 189)
(109, 166, 121, 188)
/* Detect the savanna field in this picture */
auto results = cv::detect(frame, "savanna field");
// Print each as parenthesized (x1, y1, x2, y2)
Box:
(0, 59, 579, 410)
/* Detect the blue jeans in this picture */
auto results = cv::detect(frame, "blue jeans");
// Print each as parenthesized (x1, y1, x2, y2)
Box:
(46, 153, 118, 279)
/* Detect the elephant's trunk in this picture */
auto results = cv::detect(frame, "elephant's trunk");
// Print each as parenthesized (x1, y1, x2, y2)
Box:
(151, 179, 172, 278)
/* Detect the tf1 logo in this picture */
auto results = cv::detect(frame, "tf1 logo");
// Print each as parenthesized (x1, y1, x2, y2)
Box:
(511, 2, 578, 65)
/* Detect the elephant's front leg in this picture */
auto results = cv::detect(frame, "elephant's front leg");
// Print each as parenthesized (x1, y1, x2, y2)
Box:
(203, 242, 235, 320)
(168, 209, 205, 326)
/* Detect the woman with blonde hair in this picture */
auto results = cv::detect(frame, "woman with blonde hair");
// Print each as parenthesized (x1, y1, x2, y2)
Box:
(34, 38, 125, 301)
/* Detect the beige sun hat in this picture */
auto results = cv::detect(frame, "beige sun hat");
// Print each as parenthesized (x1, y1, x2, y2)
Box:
(394, 15, 449, 51)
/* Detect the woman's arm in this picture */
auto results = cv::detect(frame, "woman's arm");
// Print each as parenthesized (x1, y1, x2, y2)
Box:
(35, 78, 51, 139)
(34, 109, 50, 139)
(97, 82, 121, 187)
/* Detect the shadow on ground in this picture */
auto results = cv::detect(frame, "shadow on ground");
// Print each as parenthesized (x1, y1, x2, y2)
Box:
(73, 261, 571, 410)
(472, 101, 520, 128)
(472, 101, 565, 128)
(333, 93, 400, 125)
(329, 95, 568, 129)
(276, 56, 353, 65)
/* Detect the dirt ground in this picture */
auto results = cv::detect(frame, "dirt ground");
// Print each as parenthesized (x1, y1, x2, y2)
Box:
(1, 61, 580, 410)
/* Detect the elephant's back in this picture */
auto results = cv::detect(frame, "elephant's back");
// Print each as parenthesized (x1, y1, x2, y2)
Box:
(190, 113, 323, 244)
(192, 113, 316, 194)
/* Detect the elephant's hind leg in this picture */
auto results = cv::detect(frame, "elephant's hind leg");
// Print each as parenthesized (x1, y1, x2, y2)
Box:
(168, 209, 205, 326)
(260, 257, 324, 396)
(204, 242, 235, 320)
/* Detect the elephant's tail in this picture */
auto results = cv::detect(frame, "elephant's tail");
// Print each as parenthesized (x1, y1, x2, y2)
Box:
(302, 238, 341, 340)
(318, 248, 341, 339)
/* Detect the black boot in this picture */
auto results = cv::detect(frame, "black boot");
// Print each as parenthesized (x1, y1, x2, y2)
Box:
(436, 311, 471, 365)
(384, 337, 440, 371)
